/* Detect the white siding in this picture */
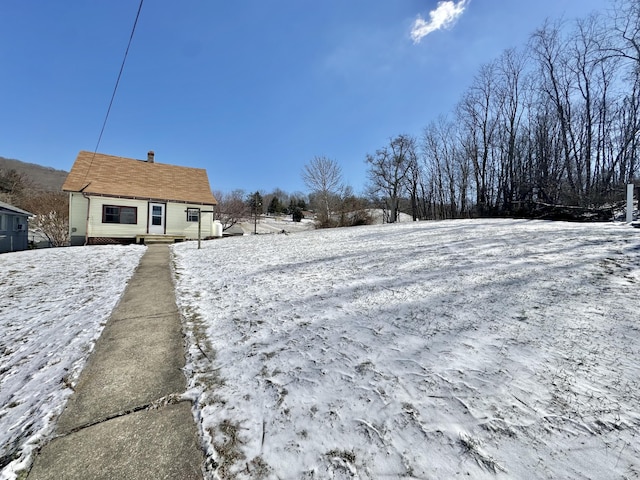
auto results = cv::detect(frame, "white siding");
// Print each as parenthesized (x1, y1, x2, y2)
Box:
(80, 195, 215, 239)
(69, 193, 88, 238)
(166, 203, 214, 238)
(87, 197, 147, 238)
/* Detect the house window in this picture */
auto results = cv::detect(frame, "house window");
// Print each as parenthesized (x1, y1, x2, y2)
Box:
(103, 205, 137, 224)
(14, 217, 25, 231)
(186, 208, 199, 222)
(0, 214, 6, 231)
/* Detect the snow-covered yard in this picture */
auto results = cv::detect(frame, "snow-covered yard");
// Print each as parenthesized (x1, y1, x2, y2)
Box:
(173, 219, 640, 479)
(0, 245, 145, 478)
(233, 216, 316, 235)
(1, 220, 639, 479)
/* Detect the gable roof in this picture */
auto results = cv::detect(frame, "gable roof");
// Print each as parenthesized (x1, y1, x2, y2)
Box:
(0, 199, 32, 216)
(62, 151, 217, 205)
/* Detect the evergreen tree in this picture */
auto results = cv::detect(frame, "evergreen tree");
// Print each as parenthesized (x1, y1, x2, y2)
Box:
(247, 191, 263, 214)
(267, 196, 282, 214)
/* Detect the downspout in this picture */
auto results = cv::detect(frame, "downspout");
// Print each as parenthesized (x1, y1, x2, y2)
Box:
(80, 183, 92, 246)
(84, 194, 91, 246)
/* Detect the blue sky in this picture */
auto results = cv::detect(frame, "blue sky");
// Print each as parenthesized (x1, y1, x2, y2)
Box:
(0, 1, 611, 195)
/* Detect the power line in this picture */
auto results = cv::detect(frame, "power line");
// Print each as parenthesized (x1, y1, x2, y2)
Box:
(92, 0, 144, 156)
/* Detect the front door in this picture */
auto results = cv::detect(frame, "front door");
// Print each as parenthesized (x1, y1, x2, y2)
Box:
(148, 203, 165, 234)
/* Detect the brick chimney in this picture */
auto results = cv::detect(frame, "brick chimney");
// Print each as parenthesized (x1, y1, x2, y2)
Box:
(147, 150, 155, 163)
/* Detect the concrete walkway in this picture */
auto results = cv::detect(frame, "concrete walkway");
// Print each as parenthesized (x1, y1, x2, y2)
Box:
(28, 245, 203, 479)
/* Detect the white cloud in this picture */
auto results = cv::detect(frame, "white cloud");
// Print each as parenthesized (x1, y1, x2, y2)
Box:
(410, 0, 470, 44)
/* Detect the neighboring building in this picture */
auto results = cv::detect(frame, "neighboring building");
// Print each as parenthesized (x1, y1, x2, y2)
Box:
(0, 200, 32, 253)
(62, 150, 218, 246)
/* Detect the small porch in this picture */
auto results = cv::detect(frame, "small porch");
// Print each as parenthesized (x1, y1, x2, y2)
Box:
(135, 234, 186, 245)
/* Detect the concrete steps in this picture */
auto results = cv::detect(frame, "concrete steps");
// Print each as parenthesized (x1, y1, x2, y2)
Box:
(135, 234, 186, 244)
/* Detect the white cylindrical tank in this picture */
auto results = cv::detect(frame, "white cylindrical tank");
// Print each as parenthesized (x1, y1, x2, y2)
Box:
(627, 184, 634, 223)
(213, 220, 223, 238)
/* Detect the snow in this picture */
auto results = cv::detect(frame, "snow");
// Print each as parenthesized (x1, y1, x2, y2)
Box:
(231, 215, 316, 235)
(172, 219, 640, 479)
(0, 245, 145, 479)
(1, 220, 639, 479)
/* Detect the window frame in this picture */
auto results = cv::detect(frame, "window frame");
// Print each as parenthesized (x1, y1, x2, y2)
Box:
(186, 208, 200, 222)
(102, 205, 138, 225)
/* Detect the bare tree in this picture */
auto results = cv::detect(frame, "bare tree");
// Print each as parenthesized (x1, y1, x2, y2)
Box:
(413, 3, 636, 218)
(531, 20, 586, 202)
(615, 74, 640, 184)
(457, 61, 503, 214)
(607, 0, 640, 66)
(404, 145, 421, 221)
(0, 169, 31, 204)
(494, 47, 531, 211)
(366, 134, 417, 223)
(608, 0, 640, 186)
(337, 185, 372, 227)
(302, 156, 343, 227)
(422, 117, 462, 219)
(1, 171, 68, 246)
(19, 191, 69, 246)
(213, 189, 249, 231)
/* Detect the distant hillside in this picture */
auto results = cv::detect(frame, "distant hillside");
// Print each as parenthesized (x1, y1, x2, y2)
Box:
(0, 156, 68, 191)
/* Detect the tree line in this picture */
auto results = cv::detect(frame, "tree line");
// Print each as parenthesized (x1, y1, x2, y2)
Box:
(365, 0, 639, 221)
(252, 0, 639, 228)
(212, 188, 310, 231)
(214, 159, 375, 230)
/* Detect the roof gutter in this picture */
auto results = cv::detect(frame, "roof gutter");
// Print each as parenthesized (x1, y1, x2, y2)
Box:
(77, 192, 216, 206)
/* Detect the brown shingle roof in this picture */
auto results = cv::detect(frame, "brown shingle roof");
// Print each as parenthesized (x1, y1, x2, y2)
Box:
(62, 151, 217, 205)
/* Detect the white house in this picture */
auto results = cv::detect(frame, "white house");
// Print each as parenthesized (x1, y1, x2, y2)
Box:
(63, 150, 218, 246)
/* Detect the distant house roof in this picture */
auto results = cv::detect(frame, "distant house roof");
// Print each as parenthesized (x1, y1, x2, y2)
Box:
(62, 151, 217, 205)
(0, 199, 32, 216)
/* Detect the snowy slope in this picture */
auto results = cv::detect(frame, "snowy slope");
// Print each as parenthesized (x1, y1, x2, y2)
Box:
(0, 245, 145, 479)
(233, 216, 316, 235)
(173, 219, 640, 479)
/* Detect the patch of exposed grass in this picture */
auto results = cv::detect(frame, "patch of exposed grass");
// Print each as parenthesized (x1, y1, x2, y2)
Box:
(246, 456, 272, 479)
(459, 433, 506, 474)
(323, 448, 358, 476)
(182, 305, 225, 403)
(16, 471, 28, 480)
(209, 419, 246, 479)
(326, 449, 356, 464)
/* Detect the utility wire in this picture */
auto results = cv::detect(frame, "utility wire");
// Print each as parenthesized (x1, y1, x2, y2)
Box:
(92, 0, 144, 157)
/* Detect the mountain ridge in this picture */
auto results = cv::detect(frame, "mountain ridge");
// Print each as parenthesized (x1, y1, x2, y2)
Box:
(0, 156, 68, 191)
